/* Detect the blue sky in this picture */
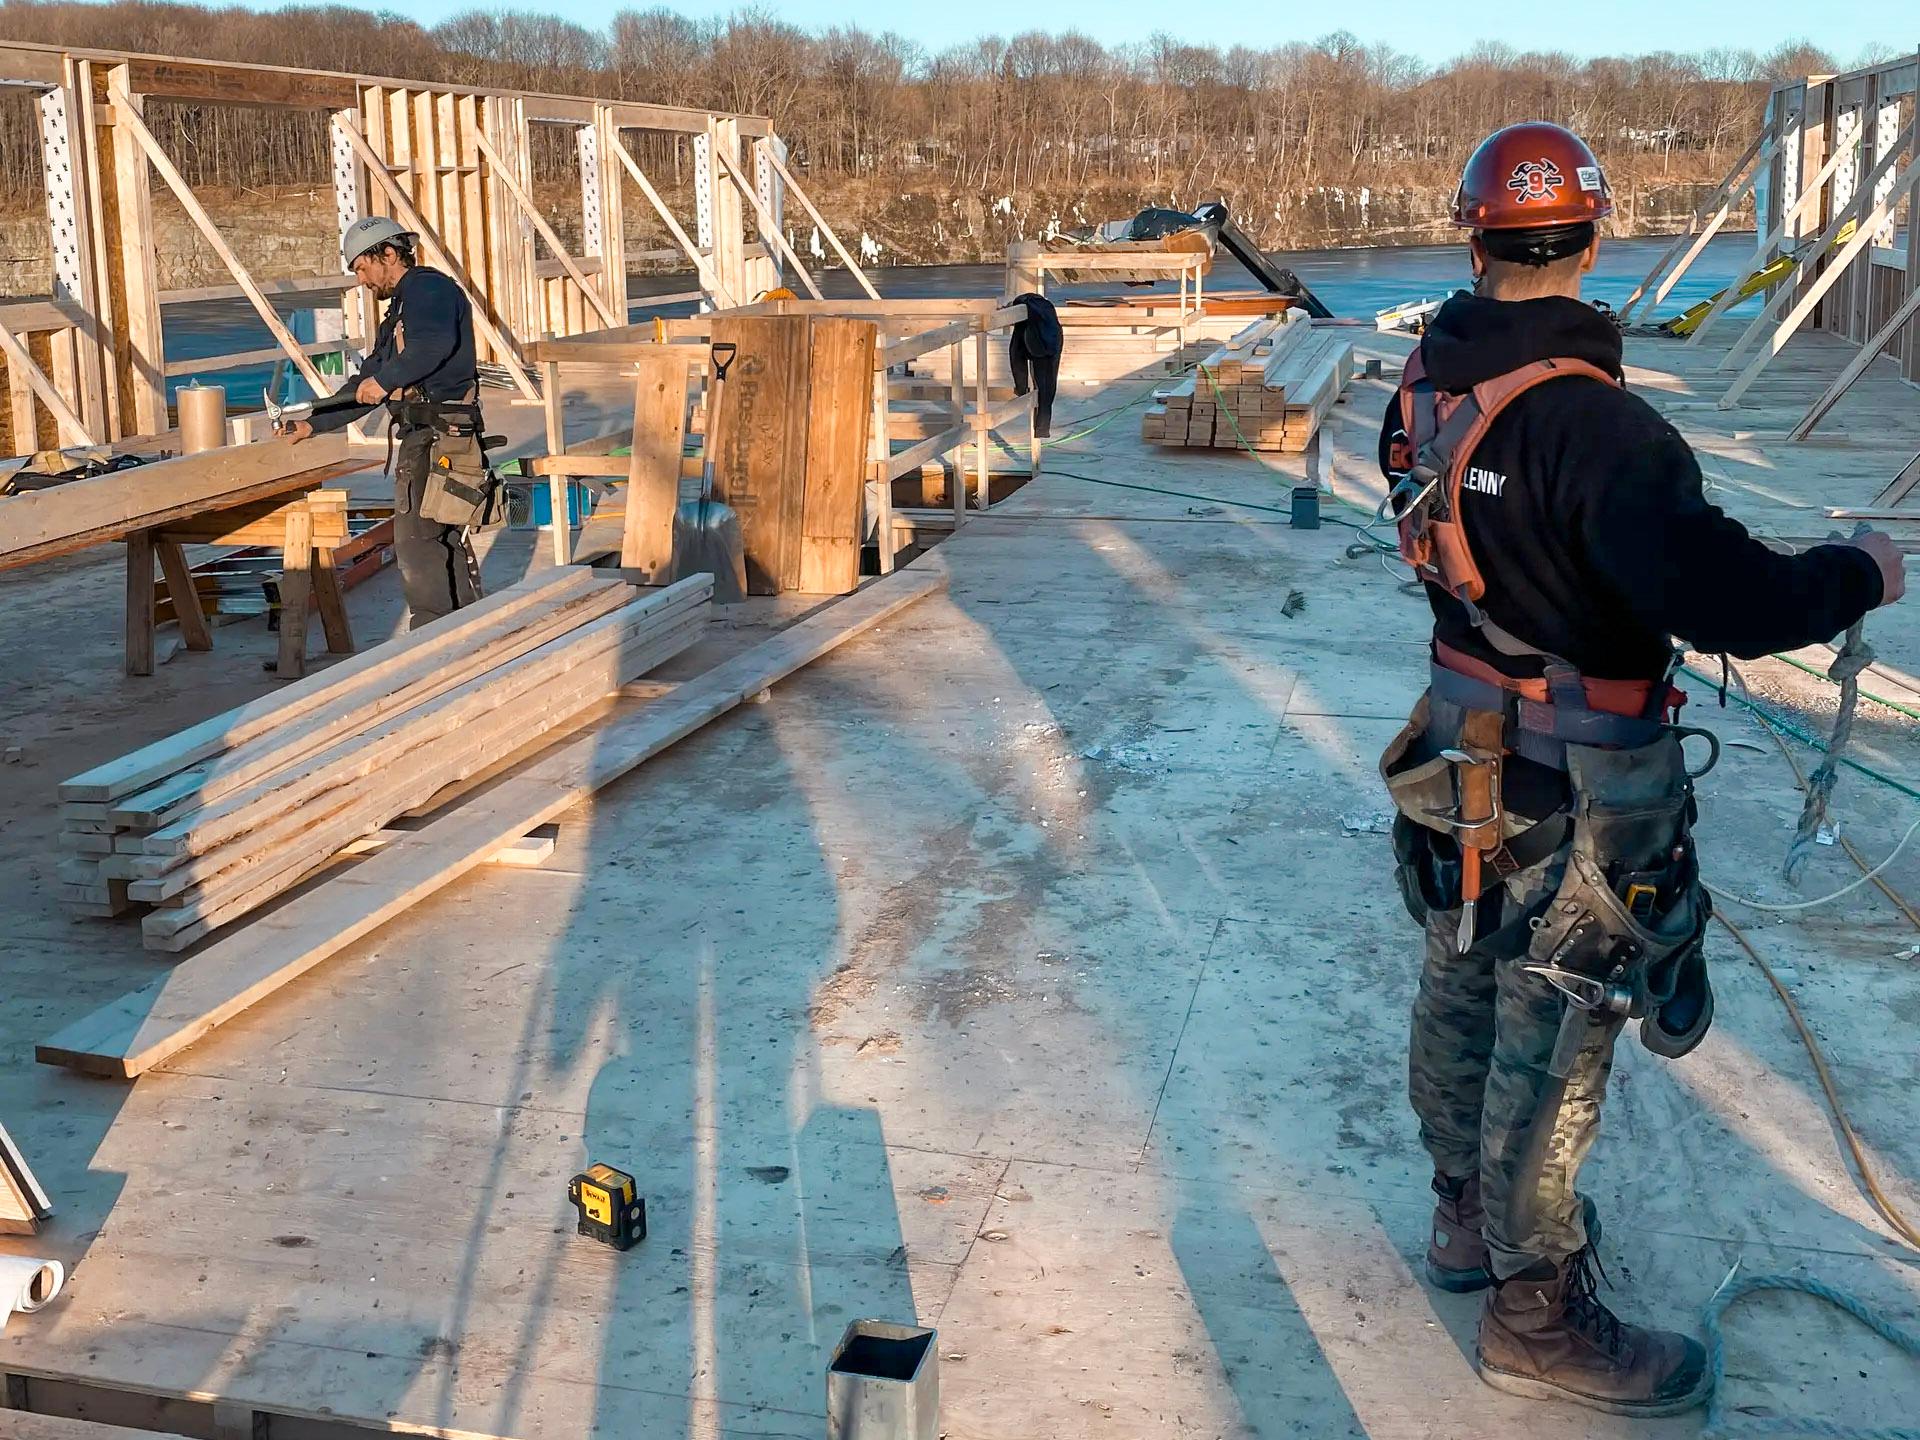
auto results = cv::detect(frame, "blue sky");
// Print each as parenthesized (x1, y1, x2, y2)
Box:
(367, 0, 1907, 62)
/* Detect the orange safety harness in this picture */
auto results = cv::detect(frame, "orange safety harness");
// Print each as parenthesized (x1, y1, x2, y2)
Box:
(1382, 348, 1689, 944)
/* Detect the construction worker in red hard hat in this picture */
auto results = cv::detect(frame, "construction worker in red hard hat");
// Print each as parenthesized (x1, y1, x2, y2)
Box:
(1377, 121, 1905, 1416)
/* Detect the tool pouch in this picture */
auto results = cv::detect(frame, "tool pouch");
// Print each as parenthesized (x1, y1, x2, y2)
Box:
(1525, 732, 1712, 1055)
(1380, 695, 1468, 837)
(421, 425, 505, 530)
(1380, 695, 1467, 925)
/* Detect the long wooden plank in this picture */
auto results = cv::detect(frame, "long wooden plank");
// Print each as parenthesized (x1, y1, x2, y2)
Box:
(799, 317, 877, 594)
(134, 582, 707, 863)
(0, 439, 361, 572)
(109, 577, 631, 827)
(37, 560, 950, 1077)
(141, 615, 703, 923)
(61, 568, 597, 801)
(139, 611, 707, 948)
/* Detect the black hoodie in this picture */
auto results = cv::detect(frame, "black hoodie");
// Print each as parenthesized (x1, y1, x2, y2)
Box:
(1377, 292, 1882, 683)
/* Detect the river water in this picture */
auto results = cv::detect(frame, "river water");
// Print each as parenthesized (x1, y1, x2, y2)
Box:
(164, 231, 1767, 406)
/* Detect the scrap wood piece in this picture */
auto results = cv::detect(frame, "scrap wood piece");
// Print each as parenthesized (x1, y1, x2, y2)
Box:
(0, 1120, 53, 1235)
(37, 558, 951, 1079)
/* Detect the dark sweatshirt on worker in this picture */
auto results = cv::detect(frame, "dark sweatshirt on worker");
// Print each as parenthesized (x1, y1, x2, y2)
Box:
(1376, 292, 1883, 683)
(310, 265, 477, 433)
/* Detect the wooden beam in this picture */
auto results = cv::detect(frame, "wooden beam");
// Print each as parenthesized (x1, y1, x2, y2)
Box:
(36, 560, 949, 1078)
(0, 298, 92, 334)
(1788, 284, 1920, 439)
(0, 314, 93, 445)
(1618, 124, 1769, 323)
(163, 338, 348, 379)
(882, 307, 1026, 367)
(469, 126, 622, 329)
(708, 142, 822, 300)
(1650, 151, 1768, 311)
(97, 67, 166, 436)
(122, 56, 358, 109)
(331, 113, 540, 401)
(1721, 148, 1920, 408)
(607, 131, 736, 308)
(108, 86, 334, 397)
(157, 273, 354, 308)
(885, 420, 972, 481)
(1719, 127, 1917, 374)
(757, 144, 882, 301)
(153, 537, 213, 651)
(0, 437, 362, 571)
(1686, 121, 1880, 346)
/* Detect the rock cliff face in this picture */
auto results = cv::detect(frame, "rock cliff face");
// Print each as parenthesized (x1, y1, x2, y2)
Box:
(0, 177, 1746, 297)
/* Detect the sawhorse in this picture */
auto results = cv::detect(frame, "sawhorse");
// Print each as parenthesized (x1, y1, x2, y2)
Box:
(124, 487, 355, 678)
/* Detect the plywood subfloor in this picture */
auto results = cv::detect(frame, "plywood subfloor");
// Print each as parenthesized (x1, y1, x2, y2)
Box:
(2, 327, 1919, 1439)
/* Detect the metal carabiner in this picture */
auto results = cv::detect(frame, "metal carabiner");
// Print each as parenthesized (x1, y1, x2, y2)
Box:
(1376, 471, 1438, 526)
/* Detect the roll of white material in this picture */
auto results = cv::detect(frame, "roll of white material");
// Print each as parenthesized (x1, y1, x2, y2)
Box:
(0, 1253, 65, 1333)
(178, 382, 228, 455)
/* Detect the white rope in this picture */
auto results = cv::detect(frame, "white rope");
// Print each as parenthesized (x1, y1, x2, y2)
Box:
(1706, 814, 1920, 913)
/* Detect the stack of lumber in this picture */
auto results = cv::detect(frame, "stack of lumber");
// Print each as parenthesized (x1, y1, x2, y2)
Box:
(40, 558, 952, 1081)
(1143, 317, 1355, 452)
(54, 567, 709, 949)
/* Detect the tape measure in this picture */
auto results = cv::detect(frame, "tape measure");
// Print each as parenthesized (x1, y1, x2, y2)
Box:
(567, 1163, 647, 1250)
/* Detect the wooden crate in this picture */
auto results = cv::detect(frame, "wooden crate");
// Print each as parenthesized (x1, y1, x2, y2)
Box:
(708, 313, 879, 595)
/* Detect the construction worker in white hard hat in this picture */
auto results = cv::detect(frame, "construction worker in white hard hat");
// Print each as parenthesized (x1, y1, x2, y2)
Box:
(279, 216, 498, 627)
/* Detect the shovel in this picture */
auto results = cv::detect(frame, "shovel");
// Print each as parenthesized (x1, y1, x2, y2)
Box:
(671, 341, 747, 603)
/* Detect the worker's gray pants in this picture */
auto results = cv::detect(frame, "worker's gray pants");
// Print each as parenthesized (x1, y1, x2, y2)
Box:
(393, 426, 481, 629)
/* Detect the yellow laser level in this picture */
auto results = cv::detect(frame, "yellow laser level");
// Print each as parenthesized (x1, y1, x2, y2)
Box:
(567, 1163, 647, 1250)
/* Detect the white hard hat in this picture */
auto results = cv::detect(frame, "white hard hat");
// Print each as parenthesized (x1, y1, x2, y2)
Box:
(341, 216, 414, 271)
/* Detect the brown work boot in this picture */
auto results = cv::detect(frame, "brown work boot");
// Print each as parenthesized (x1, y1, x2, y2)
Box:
(1476, 1247, 1709, 1416)
(1425, 1174, 1600, 1293)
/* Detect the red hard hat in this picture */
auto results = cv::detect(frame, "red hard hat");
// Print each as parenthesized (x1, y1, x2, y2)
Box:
(1452, 122, 1613, 230)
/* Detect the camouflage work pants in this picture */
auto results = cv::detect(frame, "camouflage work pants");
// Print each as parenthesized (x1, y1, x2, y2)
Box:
(1408, 838, 1626, 1280)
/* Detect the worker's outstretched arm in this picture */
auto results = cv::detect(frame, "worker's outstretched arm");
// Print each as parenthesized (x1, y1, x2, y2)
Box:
(304, 383, 377, 435)
(1580, 417, 1891, 658)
